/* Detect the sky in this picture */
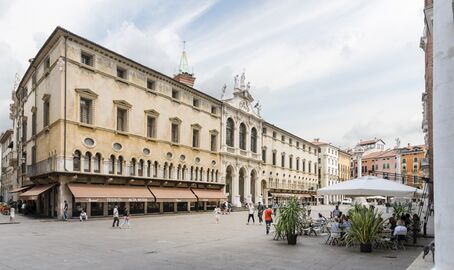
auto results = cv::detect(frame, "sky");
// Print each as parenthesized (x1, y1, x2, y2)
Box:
(0, 0, 425, 149)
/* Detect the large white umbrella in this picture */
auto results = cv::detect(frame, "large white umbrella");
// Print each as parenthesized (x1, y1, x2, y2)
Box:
(317, 176, 422, 197)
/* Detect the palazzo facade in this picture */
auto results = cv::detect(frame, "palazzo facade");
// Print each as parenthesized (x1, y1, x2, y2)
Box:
(3, 27, 317, 219)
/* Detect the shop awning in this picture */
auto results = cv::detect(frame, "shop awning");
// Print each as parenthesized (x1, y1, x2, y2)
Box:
(68, 184, 154, 203)
(148, 187, 197, 202)
(297, 194, 312, 198)
(271, 193, 297, 198)
(20, 184, 56, 200)
(9, 186, 32, 193)
(191, 189, 227, 201)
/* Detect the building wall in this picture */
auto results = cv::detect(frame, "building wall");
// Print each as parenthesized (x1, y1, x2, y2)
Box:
(400, 149, 426, 189)
(338, 150, 351, 182)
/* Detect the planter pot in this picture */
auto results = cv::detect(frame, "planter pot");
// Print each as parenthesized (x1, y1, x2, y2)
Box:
(287, 234, 298, 245)
(360, 243, 372, 253)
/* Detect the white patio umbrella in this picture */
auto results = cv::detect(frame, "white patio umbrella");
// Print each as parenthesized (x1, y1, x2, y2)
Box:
(317, 176, 422, 198)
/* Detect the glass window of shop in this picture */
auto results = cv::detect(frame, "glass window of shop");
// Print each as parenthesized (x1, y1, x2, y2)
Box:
(176, 202, 188, 212)
(147, 202, 160, 214)
(163, 202, 174, 213)
(130, 202, 145, 214)
(206, 201, 217, 210)
(91, 202, 104, 216)
(72, 202, 87, 217)
(108, 202, 126, 216)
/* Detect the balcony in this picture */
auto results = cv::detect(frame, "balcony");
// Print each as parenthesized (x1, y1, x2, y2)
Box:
(27, 159, 54, 177)
(421, 158, 429, 168)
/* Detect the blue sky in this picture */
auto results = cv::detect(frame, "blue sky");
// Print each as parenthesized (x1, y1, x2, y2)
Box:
(0, 0, 425, 148)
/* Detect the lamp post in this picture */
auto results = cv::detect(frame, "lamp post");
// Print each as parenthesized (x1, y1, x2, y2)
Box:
(354, 146, 365, 178)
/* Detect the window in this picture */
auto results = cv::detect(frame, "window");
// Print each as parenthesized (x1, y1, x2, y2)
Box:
(43, 100, 50, 127)
(289, 138, 293, 145)
(281, 135, 285, 142)
(81, 52, 94, 66)
(138, 159, 144, 176)
(289, 156, 293, 169)
(272, 151, 276, 165)
(414, 157, 418, 163)
(302, 160, 306, 172)
(239, 123, 246, 150)
(130, 158, 136, 176)
(31, 146, 36, 165)
(171, 123, 180, 143)
(296, 159, 300, 170)
(22, 120, 27, 143)
(296, 142, 300, 148)
(250, 127, 257, 153)
(193, 98, 200, 108)
(147, 79, 155, 90)
(44, 57, 50, 70)
(226, 118, 234, 147)
(281, 154, 285, 167)
(262, 148, 266, 162)
(32, 112, 36, 136)
(94, 153, 101, 173)
(272, 131, 277, 139)
(211, 106, 217, 114)
(80, 98, 92, 124)
(262, 128, 267, 135)
(116, 66, 127, 79)
(308, 161, 312, 173)
(116, 108, 127, 132)
(210, 133, 217, 151)
(402, 159, 406, 164)
(84, 152, 92, 172)
(117, 156, 124, 175)
(171, 89, 180, 99)
(192, 128, 200, 148)
(32, 73, 37, 87)
(146, 116, 156, 138)
(109, 155, 115, 174)
(73, 150, 81, 171)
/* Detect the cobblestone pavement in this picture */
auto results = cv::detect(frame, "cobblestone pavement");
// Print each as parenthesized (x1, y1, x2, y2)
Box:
(0, 205, 430, 270)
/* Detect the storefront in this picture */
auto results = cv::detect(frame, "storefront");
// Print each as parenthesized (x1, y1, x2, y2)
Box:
(191, 188, 226, 211)
(148, 187, 197, 213)
(19, 184, 57, 217)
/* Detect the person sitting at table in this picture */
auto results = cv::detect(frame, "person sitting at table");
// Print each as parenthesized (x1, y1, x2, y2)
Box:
(393, 220, 407, 238)
(342, 215, 351, 231)
(331, 217, 341, 233)
(389, 214, 397, 233)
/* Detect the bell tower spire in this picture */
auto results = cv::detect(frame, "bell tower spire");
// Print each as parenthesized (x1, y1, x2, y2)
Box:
(174, 40, 196, 87)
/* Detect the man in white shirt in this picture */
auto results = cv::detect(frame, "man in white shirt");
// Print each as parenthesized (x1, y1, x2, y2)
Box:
(246, 203, 255, 225)
(112, 205, 119, 228)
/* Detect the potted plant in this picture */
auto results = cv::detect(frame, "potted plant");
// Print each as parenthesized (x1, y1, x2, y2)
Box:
(274, 198, 304, 245)
(344, 206, 384, 253)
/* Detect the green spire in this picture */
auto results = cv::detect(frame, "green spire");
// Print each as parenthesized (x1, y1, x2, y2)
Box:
(179, 41, 190, 74)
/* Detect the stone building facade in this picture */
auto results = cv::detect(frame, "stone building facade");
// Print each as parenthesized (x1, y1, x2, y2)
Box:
(6, 27, 317, 218)
(313, 139, 339, 204)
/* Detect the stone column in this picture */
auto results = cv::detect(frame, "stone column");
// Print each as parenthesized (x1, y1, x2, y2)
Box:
(244, 175, 251, 204)
(86, 202, 91, 217)
(103, 203, 108, 216)
(433, 2, 454, 268)
(144, 202, 148, 214)
(159, 202, 163, 213)
(57, 175, 73, 220)
(232, 170, 241, 207)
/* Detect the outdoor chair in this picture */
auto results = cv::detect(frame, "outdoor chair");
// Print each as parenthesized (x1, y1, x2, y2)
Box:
(393, 235, 407, 250)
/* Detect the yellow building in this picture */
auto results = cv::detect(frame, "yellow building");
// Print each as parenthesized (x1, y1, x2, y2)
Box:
(338, 150, 352, 182)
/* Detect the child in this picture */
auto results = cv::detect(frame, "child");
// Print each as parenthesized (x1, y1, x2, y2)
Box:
(9, 207, 15, 222)
(213, 205, 221, 224)
(119, 208, 131, 229)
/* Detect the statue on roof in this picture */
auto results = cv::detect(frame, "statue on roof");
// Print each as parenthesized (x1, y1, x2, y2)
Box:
(221, 84, 227, 99)
(246, 81, 250, 91)
(240, 72, 246, 89)
(234, 75, 239, 89)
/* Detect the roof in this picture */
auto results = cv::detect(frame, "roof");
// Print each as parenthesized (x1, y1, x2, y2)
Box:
(0, 129, 13, 144)
(263, 121, 317, 147)
(363, 149, 397, 159)
(17, 26, 220, 104)
(358, 138, 385, 146)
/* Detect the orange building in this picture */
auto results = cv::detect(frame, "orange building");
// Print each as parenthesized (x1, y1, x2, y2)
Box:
(400, 145, 426, 189)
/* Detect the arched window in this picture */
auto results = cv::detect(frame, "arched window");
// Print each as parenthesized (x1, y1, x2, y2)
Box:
(239, 123, 246, 150)
(153, 161, 158, 177)
(190, 166, 194, 180)
(84, 152, 92, 172)
(109, 155, 115, 174)
(73, 150, 81, 171)
(117, 156, 123, 175)
(182, 165, 186, 180)
(226, 118, 234, 147)
(195, 167, 199, 181)
(207, 169, 210, 182)
(211, 170, 215, 182)
(138, 159, 144, 176)
(130, 158, 137, 176)
(94, 153, 101, 173)
(250, 127, 257, 153)
(177, 165, 181, 180)
(308, 161, 312, 173)
(163, 163, 168, 178)
(169, 163, 174, 179)
(200, 168, 204, 181)
(147, 160, 151, 177)
(215, 170, 219, 182)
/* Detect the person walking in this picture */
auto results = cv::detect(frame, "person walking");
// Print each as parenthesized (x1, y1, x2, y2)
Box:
(213, 205, 221, 224)
(119, 208, 131, 229)
(63, 200, 68, 221)
(306, 203, 312, 217)
(112, 205, 120, 228)
(9, 207, 15, 222)
(264, 206, 273, 235)
(246, 203, 255, 225)
(257, 202, 264, 225)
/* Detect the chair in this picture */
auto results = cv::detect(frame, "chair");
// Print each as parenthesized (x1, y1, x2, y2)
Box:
(393, 235, 406, 250)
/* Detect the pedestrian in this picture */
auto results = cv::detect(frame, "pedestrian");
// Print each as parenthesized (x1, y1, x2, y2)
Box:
(63, 200, 68, 221)
(21, 201, 27, 215)
(80, 209, 88, 222)
(412, 214, 421, 244)
(307, 203, 312, 217)
(120, 208, 130, 229)
(264, 205, 273, 235)
(213, 205, 221, 224)
(257, 202, 264, 225)
(9, 207, 15, 222)
(246, 203, 255, 225)
(385, 201, 390, 214)
(272, 201, 278, 217)
(332, 205, 340, 218)
(112, 205, 120, 228)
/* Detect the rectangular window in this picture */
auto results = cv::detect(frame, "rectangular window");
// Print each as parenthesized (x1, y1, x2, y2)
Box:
(210, 134, 217, 151)
(31, 146, 36, 165)
(281, 155, 285, 167)
(116, 66, 127, 79)
(289, 138, 293, 145)
(147, 79, 155, 90)
(296, 160, 299, 170)
(81, 52, 94, 66)
(193, 98, 200, 108)
(32, 112, 36, 136)
(172, 89, 180, 99)
(22, 120, 27, 143)
(44, 57, 50, 70)
(272, 152, 276, 165)
(116, 108, 127, 132)
(43, 100, 50, 127)
(211, 106, 217, 114)
(289, 156, 293, 169)
(262, 149, 266, 162)
(262, 128, 267, 135)
(171, 123, 179, 143)
(281, 135, 285, 142)
(272, 131, 277, 139)
(80, 98, 92, 124)
(192, 129, 200, 148)
(146, 116, 156, 138)
(296, 142, 300, 148)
